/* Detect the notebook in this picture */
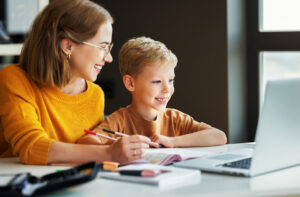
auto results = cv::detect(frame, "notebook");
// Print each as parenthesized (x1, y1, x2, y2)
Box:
(123, 148, 213, 166)
(98, 164, 201, 188)
(174, 78, 300, 176)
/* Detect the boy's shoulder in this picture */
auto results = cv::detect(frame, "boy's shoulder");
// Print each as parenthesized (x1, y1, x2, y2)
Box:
(105, 106, 130, 119)
(101, 107, 132, 130)
(163, 108, 193, 119)
(164, 108, 188, 116)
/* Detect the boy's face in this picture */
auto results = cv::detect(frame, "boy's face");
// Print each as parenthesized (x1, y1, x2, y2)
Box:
(131, 62, 175, 115)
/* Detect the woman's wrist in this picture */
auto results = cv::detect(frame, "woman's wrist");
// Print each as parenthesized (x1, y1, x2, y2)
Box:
(92, 144, 112, 163)
(105, 144, 114, 161)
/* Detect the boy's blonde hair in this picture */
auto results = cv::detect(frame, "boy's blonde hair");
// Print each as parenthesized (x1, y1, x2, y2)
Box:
(118, 37, 178, 77)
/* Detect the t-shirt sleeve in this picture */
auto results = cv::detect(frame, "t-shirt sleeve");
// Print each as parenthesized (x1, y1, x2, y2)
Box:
(92, 109, 125, 145)
(0, 67, 53, 164)
(170, 109, 212, 136)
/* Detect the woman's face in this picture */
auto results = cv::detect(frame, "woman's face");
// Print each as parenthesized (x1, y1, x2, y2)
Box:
(69, 22, 113, 82)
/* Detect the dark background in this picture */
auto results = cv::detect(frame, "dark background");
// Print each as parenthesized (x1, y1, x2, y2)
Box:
(1, 0, 249, 143)
(92, 0, 230, 137)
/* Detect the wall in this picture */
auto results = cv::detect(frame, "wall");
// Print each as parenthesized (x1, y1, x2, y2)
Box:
(94, 0, 247, 141)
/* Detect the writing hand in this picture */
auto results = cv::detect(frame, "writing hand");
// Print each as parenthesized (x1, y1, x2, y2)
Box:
(108, 135, 151, 164)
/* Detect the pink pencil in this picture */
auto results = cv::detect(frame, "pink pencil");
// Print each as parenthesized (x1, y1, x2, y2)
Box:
(84, 129, 117, 141)
(102, 128, 160, 148)
(103, 128, 128, 137)
(84, 129, 160, 147)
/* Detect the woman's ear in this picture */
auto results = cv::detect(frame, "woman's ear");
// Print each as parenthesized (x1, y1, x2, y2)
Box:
(60, 38, 73, 56)
(123, 75, 135, 92)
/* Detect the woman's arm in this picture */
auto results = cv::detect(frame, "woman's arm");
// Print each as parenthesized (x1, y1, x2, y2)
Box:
(48, 135, 151, 164)
(76, 134, 103, 145)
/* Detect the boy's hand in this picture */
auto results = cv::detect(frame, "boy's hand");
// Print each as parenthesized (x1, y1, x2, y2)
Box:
(76, 134, 103, 145)
(154, 134, 176, 148)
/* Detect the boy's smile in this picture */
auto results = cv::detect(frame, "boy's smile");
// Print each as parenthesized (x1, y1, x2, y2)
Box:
(130, 61, 175, 121)
(155, 97, 169, 105)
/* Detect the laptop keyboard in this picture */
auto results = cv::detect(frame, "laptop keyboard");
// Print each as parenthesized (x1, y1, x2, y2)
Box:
(222, 158, 252, 169)
(211, 154, 246, 161)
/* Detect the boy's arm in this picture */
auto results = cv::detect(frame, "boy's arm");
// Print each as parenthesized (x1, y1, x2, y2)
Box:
(155, 128, 227, 148)
(171, 128, 227, 147)
(155, 109, 227, 147)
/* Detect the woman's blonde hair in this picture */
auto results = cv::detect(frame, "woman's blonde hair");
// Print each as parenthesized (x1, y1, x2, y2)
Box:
(20, 0, 113, 87)
(118, 36, 177, 77)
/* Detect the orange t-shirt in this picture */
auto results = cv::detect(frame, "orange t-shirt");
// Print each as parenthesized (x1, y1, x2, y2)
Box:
(93, 105, 212, 144)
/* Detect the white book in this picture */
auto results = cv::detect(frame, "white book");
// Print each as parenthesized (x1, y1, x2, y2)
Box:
(99, 164, 201, 188)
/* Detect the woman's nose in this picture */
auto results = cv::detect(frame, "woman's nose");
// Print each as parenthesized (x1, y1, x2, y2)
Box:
(104, 52, 113, 63)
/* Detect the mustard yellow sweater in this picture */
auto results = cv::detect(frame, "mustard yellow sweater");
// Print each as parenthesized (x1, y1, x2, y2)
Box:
(0, 65, 104, 164)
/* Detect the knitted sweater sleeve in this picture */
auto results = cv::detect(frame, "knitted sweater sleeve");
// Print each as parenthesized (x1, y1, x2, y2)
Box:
(0, 66, 53, 164)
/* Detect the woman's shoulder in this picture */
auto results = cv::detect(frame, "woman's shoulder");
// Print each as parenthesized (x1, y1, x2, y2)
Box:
(0, 65, 32, 86)
(86, 80, 104, 95)
(0, 64, 26, 78)
(0, 65, 38, 103)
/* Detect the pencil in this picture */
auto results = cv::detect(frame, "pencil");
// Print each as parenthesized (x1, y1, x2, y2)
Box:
(102, 128, 160, 148)
(103, 128, 128, 137)
(84, 129, 117, 141)
(118, 169, 170, 177)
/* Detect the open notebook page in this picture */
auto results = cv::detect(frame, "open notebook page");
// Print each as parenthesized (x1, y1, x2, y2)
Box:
(143, 148, 213, 165)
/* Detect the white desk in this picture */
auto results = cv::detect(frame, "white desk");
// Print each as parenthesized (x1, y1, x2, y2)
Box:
(1, 143, 300, 197)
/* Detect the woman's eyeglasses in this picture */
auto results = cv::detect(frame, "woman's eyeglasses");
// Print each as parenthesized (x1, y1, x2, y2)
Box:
(82, 41, 113, 56)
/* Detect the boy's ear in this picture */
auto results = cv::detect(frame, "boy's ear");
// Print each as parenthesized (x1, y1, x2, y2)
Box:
(123, 75, 135, 92)
(60, 38, 73, 56)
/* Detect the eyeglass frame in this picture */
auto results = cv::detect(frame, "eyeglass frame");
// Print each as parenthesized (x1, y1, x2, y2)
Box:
(81, 41, 113, 56)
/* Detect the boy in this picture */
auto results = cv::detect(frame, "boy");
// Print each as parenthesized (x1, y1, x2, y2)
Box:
(81, 37, 227, 148)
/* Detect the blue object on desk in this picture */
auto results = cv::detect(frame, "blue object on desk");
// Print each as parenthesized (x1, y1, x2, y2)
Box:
(0, 162, 98, 197)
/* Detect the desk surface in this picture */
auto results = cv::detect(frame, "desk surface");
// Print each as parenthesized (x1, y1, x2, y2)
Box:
(1, 143, 300, 197)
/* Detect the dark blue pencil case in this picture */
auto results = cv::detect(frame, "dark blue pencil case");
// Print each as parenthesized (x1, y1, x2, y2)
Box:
(0, 162, 98, 197)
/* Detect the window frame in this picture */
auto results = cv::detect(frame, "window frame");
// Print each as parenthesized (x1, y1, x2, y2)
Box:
(246, 0, 300, 140)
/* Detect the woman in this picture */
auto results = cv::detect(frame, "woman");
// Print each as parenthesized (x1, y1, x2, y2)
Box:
(0, 0, 151, 165)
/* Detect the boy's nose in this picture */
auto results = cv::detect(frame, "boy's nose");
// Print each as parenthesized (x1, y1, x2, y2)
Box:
(162, 83, 172, 93)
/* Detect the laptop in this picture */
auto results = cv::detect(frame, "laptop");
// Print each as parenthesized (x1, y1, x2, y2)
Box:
(174, 78, 300, 176)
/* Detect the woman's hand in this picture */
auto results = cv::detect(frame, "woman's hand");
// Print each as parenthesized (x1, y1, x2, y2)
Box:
(154, 134, 176, 148)
(108, 135, 151, 164)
